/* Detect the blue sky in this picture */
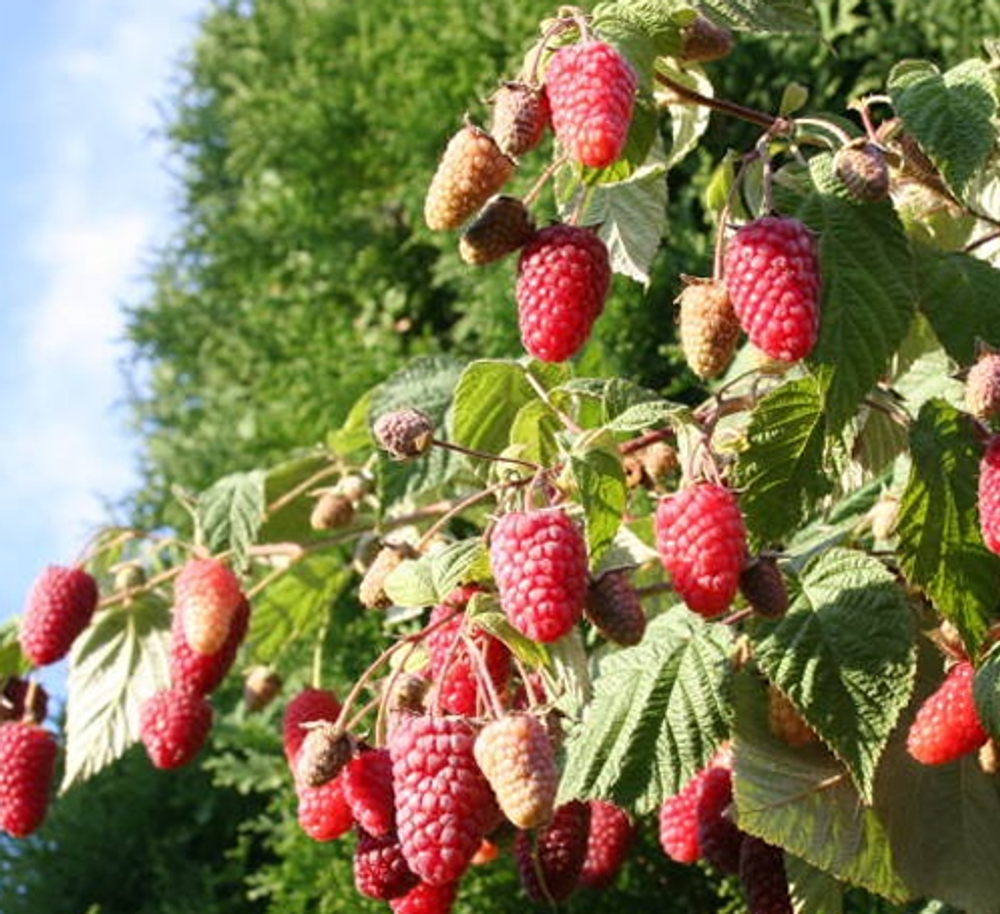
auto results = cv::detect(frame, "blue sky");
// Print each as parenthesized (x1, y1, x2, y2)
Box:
(0, 2, 207, 647)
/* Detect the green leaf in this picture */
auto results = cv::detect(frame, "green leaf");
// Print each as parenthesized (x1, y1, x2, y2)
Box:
(62, 599, 172, 790)
(467, 593, 550, 669)
(327, 387, 374, 455)
(196, 469, 266, 566)
(655, 61, 714, 170)
(734, 375, 832, 544)
(750, 548, 916, 802)
(509, 399, 562, 466)
(799, 155, 917, 428)
(605, 398, 686, 432)
(891, 314, 964, 416)
(557, 608, 733, 813)
(384, 539, 488, 608)
(382, 558, 437, 609)
(897, 399, 1000, 651)
(974, 645, 1000, 744)
(0, 620, 29, 678)
(696, 0, 817, 32)
(568, 431, 627, 566)
(260, 452, 335, 544)
(786, 856, 844, 914)
(732, 673, 909, 902)
(369, 354, 463, 423)
(592, 0, 687, 63)
(889, 59, 998, 195)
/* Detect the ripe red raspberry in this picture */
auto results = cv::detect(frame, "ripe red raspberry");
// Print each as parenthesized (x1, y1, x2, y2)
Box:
(473, 713, 557, 829)
(655, 483, 747, 618)
(490, 507, 589, 642)
(282, 687, 342, 766)
(489, 81, 550, 159)
(696, 766, 743, 875)
(425, 587, 511, 716)
(723, 216, 821, 363)
(658, 768, 709, 863)
(516, 799, 592, 903)
(544, 40, 636, 169)
(297, 776, 354, 841)
(579, 800, 634, 889)
(515, 224, 611, 363)
(584, 570, 647, 646)
(458, 195, 536, 266)
(389, 879, 459, 914)
(19, 565, 99, 666)
(738, 836, 793, 914)
(966, 352, 1000, 420)
(138, 685, 213, 769)
(979, 436, 1000, 556)
(677, 278, 742, 380)
(343, 746, 396, 837)
(906, 660, 988, 765)
(174, 557, 244, 656)
(170, 596, 250, 695)
(424, 123, 515, 231)
(390, 715, 499, 886)
(354, 828, 420, 901)
(0, 722, 57, 837)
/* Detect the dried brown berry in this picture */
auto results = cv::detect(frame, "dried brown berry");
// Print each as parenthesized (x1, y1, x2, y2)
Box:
(296, 723, 353, 788)
(679, 14, 734, 63)
(359, 543, 416, 610)
(310, 491, 356, 531)
(459, 195, 536, 265)
(489, 81, 550, 158)
(373, 408, 435, 460)
(738, 556, 789, 619)
(584, 570, 646, 646)
(834, 140, 890, 202)
(677, 278, 741, 379)
(243, 665, 282, 712)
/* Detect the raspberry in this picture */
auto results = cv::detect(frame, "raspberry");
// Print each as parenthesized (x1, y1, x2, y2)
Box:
(678, 14, 734, 63)
(516, 799, 592, 903)
(490, 507, 589, 642)
(0, 722, 57, 837)
(723, 216, 821, 363)
(579, 800, 634, 889)
(473, 713, 557, 829)
(19, 565, 99, 666)
(354, 828, 420, 900)
(489, 81, 550, 159)
(138, 685, 213, 770)
(424, 123, 515, 231)
(739, 556, 789, 619)
(584, 570, 647, 646)
(768, 685, 818, 748)
(966, 352, 1000, 421)
(658, 769, 708, 863)
(297, 776, 354, 841)
(677, 278, 741, 380)
(545, 40, 636, 169)
(390, 715, 499, 886)
(343, 746, 396, 837)
(373, 408, 436, 461)
(738, 836, 793, 914)
(906, 660, 988, 765)
(696, 766, 743, 875)
(458, 195, 536, 265)
(243, 665, 282, 712)
(282, 686, 342, 766)
(515, 223, 611, 363)
(309, 490, 355, 530)
(655, 483, 748, 618)
(979, 435, 1000, 556)
(834, 140, 889, 202)
(170, 596, 250, 695)
(174, 557, 244, 656)
(389, 879, 459, 914)
(425, 587, 511, 716)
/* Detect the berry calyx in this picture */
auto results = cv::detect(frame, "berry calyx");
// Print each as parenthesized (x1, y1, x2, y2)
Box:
(906, 660, 989, 765)
(19, 565, 99, 666)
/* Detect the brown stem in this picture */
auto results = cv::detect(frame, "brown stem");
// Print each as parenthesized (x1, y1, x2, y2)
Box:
(432, 438, 540, 472)
(655, 71, 778, 130)
(619, 427, 676, 456)
(266, 460, 341, 518)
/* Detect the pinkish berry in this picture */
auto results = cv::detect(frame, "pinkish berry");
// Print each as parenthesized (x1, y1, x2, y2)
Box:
(390, 715, 499, 886)
(297, 776, 354, 841)
(545, 40, 637, 168)
(906, 660, 989, 765)
(515, 224, 611, 363)
(579, 800, 634, 889)
(354, 828, 420, 900)
(739, 836, 793, 914)
(169, 596, 250, 695)
(697, 766, 743, 875)
(343, 747, 396, 837)
(979, 435, 1000, 556)
(389, 879, 460, 914)
(723, 216, 821, 363)
(20, 565, 99, 666)
(966, 352, 1000, 420)
(0, 722, 58, 837)
(490, 508, 589, 643)
(655, 483, 748, 618)
(489, 82, 550, 159)
(138, 686, 213, 770)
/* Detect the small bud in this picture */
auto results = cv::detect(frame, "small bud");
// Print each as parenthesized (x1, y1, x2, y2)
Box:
(385, 672, 430, 715)
(296, 723, 352, 787)
(979, 739, 1000, 776)
(243, 665, 282, 712)
(337, 473, 372, 504)
(635, 440, 678, 486)
(372, 408, 435, 460)
(867, 493, 900, 541)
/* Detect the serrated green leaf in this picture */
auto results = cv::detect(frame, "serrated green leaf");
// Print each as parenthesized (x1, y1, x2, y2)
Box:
(557, 608, 733, 813)
(799, 155, 917, 428)
(327, 387, 374, 455)
(62, 599, 172, 790)
(466, 594, 550, 668)
(732, 673, 909, 902)
(750, 548, 916, 802)
(197, 469, 267, 565)
(889, 59, 998, 195)
(696, 0, 817, 32)
(974, 645, 1000, 744)
(735, 375, 832, 544)
(0, 620, 29, 678)
(569, 431, 627, 566)
(383, 558, 437, 609)
(891, 314, 964, 416)
(592, 523, 661, 576)
(510, 399, 562, 466)
(383, 539, 488, 608)
(260, 452, 336, 544)
(897, 399, 1000, 651)
(605, 398, 687, 432)
(655, 61, 714, 170)
(368, 354, 463, 424)
(592, 0, 687, 61)
(786, 856, 844, 914)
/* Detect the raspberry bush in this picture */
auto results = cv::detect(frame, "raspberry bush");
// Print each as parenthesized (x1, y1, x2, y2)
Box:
(9, 2, 1000, 912)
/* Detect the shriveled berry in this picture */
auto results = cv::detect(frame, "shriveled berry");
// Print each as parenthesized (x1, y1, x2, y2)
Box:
(139, 686, 213, 770)
(580, 800, 634, 889)
(490, 507, 589, 642)
(739, 836, 793, 914)
(584, 570, 647, 646)
(906, 660, 988, 765)
(282, 687, 342, 766)
(723, 216, 821, 363)
(20, 565, 99, 666)
(170, 596, 250, 695)
(310, 490, 355, 530)
(297, 775, 354, 841)
(516, 799, 592, 903)
(679, 14, 734, 63)
(516, 224, 611, 362)
(834, 140, 890, 202)
(354, 828, 420, 900)
(389, 878, 460, 914)
(655, 483, 747, 618)
(174, 557, 244, 656)
(296, 723, 352, 787)
(739, 556, 789, 619)
(545, 40, 636, 168)
(966, 352, 1000, 421)
(677, 277, 742, 379)
(373, 408, 435, 460)
(343, 746, 396, 837)
(459, 195, 536, 265)
(359, 542, 415, 610)
(0, 722, 57, 837)
(979, 435, 1000, 556)
(489, 81, 550, 158)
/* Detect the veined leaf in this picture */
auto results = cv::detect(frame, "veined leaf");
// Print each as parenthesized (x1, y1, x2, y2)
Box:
(0, 619, 29, 678)
(568, 430, 627, 567)
(384, 539, 488, 608)
(466, 593, 550, 669)
(750, 548, 916, 802)
(655, 61, 714, 170)
(696, 0, 817, 32)
(557, 608, 733, 813)
(197, 469, 267, 566)
(974, 644, 1000, 745)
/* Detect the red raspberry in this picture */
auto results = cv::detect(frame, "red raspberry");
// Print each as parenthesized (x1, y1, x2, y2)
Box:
(343, 747, 396, 837)
(967, 352, 1000, 420)
(723, 216, 821, 363)
(354, 828, 420, 900)
(174, 557, 244, 656)
(138, 685, 213, 769)
(170, 596, 250, 695)
(516, 799, 592, 903)
(584, 570, 647, 646)
(544, 40, 637, 169)
(738, 836, 793, 914)
(697, 766, 743, 875)
(297, 776, 354, 841)
(389, 879, 459, 914)
(425, 587, 511, 716)
(906, 660, 988, 765)
(579, 800, 634, 889)
(19, 565, 99, 666)
(389, 715, 499, 885)
(515, 224, 611, 363)
(655, 483, 747, 618)
(979, 435, 1000, 556)
(658, 768, 709, 863)
(0, 722, 57, 837)
(490, 507, 589, 642)
(282, 687, 342, 766)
